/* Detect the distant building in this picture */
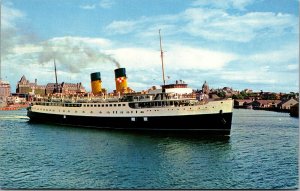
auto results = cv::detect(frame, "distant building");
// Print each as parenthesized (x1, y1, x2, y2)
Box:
(202, 81, 209, 94)
(234, 99, 253, 108)
(244, 89, 253, 94)
(17, 75, 86, 95)
(278, 98, 299, 110)
(252, 100, 281, 108)
(45, 82, 86, 95)
(0, 80, 11, 101)
(61, 82, 86, 94)
(16, 75, 45, 95)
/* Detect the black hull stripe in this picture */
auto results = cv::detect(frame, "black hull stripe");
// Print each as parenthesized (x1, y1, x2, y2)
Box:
(27, 111, 232, 135)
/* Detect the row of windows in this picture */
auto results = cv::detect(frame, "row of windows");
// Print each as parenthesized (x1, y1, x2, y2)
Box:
(36, 108, 145, 114)
(35, 101, 220, 108)
(82, 103, 126, 108)
(34, 102, 127, 108)
(36, 106, 214, 113)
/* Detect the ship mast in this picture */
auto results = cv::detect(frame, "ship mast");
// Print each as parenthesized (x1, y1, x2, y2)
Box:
(54, 59, 59, 93)
(159, 29, 166, 87)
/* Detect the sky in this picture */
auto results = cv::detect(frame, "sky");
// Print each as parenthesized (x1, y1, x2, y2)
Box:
(1, 0, 299, 93)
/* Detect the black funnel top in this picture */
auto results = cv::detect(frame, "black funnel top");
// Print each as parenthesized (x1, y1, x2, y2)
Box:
(90, 72, 101, 81)
(114, 68, 126, 78)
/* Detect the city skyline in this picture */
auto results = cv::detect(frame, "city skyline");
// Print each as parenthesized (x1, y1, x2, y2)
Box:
(1, 0, 299, 93)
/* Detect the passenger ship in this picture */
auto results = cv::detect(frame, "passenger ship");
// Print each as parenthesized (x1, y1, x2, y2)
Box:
(27, 32, 234, 135)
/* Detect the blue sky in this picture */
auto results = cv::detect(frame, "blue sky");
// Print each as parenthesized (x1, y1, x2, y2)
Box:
(1, 0, 299, 93)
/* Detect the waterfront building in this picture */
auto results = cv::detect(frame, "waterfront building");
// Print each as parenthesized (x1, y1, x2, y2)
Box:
(17, 75, 86, 95)
(45, 82, 86, 95)
(234, 99, 253, 108)
(16, 75, 46, 95)
(278, 98, 299, 110)
(0, 80, 11, 103)
(252, 100, 281, 109)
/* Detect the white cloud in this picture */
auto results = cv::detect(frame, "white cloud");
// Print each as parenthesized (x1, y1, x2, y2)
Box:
(183, 8, 298, 42)
(99, 0, 114, 9)
(166, 45, 237, 70)
(220, 70, 277, 84)
(12, 44, 42, 54)
(105, 20, 137, 34)
(79, 0, 114, 10)
(191, 0, 254, 10)
(104, 5, 298, 43)
(1, 4, 24, 29)
(106, 45, 237, 71)
(79, 4, 96, 10)
(242, 43, 298, 65)
(106, 47, 160, 69)
(49, 36, 112, 48)
(1, 4, 25, 56)
(5, 36, 117, 78)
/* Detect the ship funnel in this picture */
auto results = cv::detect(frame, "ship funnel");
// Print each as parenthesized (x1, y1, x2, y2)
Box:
(90, 72, 102, 95)
(114, 68, 128, 93)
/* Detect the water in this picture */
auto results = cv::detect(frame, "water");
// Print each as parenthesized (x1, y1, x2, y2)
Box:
(0, 109, 298, 189)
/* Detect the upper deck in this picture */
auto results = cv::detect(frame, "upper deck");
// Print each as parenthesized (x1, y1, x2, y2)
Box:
(31, 92, 207, 110)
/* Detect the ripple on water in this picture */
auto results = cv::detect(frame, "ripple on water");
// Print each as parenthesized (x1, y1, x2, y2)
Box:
(0, 109, 298, 189)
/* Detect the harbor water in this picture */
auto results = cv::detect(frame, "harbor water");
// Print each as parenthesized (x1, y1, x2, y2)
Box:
(0, 109, 298, 189)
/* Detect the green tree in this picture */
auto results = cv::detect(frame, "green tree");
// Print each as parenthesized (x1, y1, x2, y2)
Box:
(240, 91, 249, 99)
(217, 91, 226, 98)
(232, 94, 244, 99)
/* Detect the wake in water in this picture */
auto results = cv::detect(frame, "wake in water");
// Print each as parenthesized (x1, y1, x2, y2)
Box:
(0, 115, 29, 120)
